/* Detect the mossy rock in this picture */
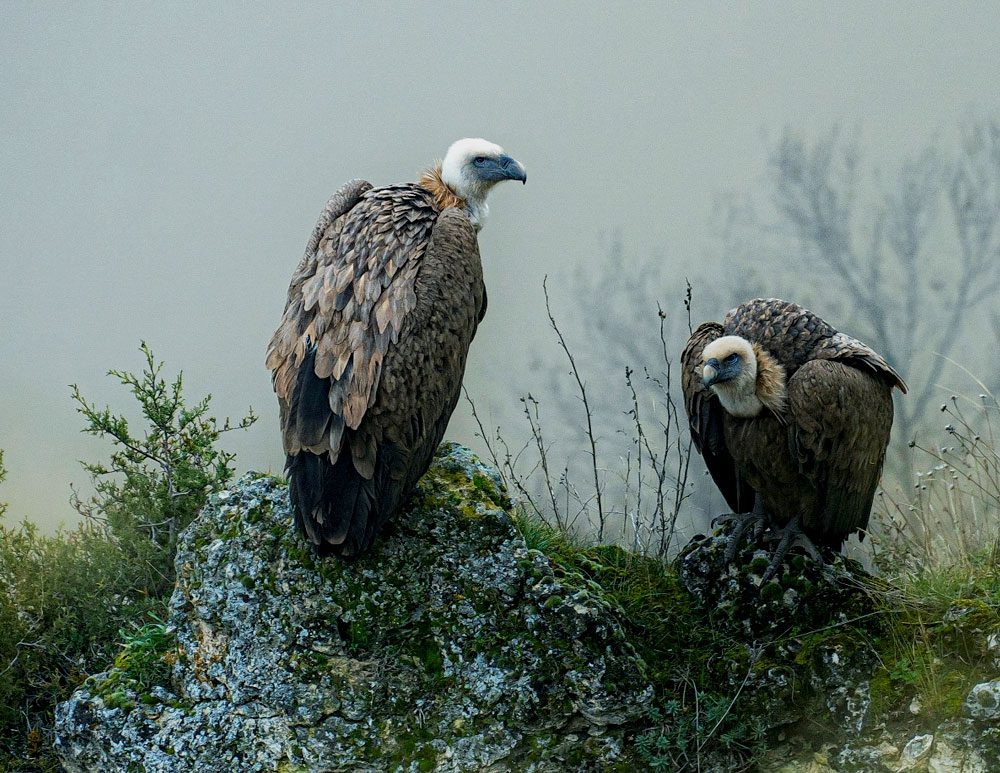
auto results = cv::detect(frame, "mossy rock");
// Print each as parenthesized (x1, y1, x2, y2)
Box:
(54, 444, 651, 772)
(675, 521, 884, 744)
(53, 444, 1000, 771)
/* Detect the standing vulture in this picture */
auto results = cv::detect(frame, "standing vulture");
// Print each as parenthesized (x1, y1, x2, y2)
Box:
(266, 139, 526, 557)
(681, 298, 906, 575)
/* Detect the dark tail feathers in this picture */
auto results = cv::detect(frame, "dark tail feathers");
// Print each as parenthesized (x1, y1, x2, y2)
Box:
(287, 450, 376, 558)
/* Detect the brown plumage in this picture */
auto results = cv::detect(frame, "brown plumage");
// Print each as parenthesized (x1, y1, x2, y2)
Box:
(419, 166, 466, 211)
(266, 139, 525, 557)
(681, 298, 907, 550)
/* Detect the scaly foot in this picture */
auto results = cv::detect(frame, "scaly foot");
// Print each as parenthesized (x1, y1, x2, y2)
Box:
(712, 509, 770, 564)
(759, 515, 823, 584)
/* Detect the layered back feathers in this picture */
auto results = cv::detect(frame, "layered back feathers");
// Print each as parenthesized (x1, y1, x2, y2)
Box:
(722, 298, 907, 393)
(266, 183, 440, 462)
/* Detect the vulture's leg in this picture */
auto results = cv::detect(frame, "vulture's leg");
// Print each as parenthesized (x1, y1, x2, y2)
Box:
(713, 495, 770, 564)
(759, 515, 823, 583)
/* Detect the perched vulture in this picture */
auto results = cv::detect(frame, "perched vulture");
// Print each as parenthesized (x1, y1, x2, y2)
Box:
(681, 298, 907, 574)
(266, 139, 526, 557)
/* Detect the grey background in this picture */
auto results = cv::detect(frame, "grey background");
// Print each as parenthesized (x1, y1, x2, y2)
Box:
(3, 2, 999, 530)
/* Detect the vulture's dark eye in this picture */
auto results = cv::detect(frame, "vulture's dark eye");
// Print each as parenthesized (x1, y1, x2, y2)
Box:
(725, 353, 740, 364)
(473, 156, 487, 165)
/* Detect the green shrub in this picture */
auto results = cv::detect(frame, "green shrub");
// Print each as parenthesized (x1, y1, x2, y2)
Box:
(0, 520, 164, 771)
(0, 344, 256, 770)
(71, 341, 257, 591)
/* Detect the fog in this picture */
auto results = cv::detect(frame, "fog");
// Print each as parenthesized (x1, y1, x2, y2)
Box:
(3, 2, 1000, 531)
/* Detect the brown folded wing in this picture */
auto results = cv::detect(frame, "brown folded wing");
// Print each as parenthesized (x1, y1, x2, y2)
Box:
(786, 359, 894, 541)
(723, 297, 907, 392)
(266, 182, 440, 472)
(681, 321, 756, 513)
(266, 180, 485, 554)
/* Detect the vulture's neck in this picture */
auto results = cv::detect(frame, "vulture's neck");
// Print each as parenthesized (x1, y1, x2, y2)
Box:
(752, 345, 787, 416)
(419, 165, 468, 214)
(713, 345, 787, 419)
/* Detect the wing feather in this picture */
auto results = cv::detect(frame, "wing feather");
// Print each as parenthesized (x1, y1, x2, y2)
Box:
(787, 359, 894, 540)
(267, 181, 440, 464)
(681, 321, 756, 513)
(267, 181, 370, 376)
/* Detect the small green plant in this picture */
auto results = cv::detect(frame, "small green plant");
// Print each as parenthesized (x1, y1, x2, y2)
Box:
(113, 615, 174, 692)
(635, 694, 766, 771)
(71, 341, 256, 592)
(86, 615, 177, 710)
(888, 653, 923, 686)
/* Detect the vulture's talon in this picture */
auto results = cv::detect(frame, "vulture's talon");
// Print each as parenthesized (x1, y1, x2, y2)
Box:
(715, 510, 770, 564)
(711, 512, 739, 528)
(759, 515, 822, 584)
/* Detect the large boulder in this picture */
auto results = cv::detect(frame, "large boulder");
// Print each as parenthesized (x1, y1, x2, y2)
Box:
(53, 443, 1000, 771)
(54, 444, 652, 772)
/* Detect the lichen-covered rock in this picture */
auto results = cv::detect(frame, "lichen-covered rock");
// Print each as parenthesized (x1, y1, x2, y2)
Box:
(963, 679, 1000, 721)
(771, 724, 995, 773)
(898, 733, 934, 768)
(54, 444, 651, 772)
(677, 523, 880, 737)
(677, 525, 876, 643)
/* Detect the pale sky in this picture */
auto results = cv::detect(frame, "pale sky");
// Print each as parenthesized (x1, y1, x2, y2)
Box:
(3, 2, 1000, 529)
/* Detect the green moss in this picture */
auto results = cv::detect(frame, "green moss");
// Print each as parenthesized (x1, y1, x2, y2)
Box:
(420, 642, 444, 676)
(103, 690, 134, 711)
(868, 668, 900, 719)
(380, 720, 438, 769)
(760, 581, 783, 602)
(412, 447, 512, 517)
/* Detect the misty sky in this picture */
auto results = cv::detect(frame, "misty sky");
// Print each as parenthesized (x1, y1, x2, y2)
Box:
(3, 2, 1000, 530)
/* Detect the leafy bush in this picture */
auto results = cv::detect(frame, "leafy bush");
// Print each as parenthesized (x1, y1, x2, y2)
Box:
(71, 341, 257, 593)
(0, 344, 256, 770)
(0, 520, 164, 771)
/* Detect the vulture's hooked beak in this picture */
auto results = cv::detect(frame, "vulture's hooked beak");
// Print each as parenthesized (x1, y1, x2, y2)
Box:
(703, 358, 722, 388)
(498, 154, 527, 184)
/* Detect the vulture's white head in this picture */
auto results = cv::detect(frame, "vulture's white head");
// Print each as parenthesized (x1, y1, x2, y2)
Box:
(440, 138, 526, 231)
(701, 335, 782, 418)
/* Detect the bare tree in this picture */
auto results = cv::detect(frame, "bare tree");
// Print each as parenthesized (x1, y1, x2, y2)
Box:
(509, 120, 1000, 550)
(719, 121, 1000, 470)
